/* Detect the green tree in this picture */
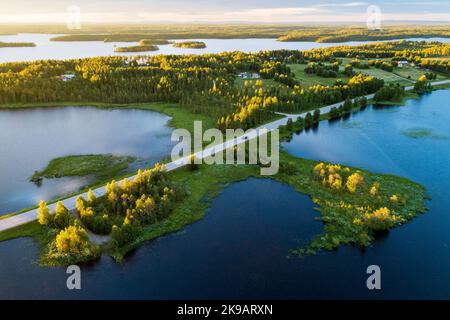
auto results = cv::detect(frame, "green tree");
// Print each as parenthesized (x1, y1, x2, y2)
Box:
(313, 109, 320, 124)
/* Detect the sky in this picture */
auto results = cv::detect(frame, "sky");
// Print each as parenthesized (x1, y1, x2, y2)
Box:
(0, 0, 449, 24)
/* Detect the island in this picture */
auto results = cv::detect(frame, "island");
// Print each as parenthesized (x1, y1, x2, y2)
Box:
(30, 154, 136, 183)
(172, 41, 206, 49)
(114, 45, 159, 52)
(43, 25, 450, 43)
(0, 41, 35, 48)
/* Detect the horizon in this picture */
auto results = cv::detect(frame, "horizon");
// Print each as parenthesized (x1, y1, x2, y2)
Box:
(1, 1, 449, 24)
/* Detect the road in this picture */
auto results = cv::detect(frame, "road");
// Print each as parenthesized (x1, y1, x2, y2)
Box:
(0, 79, 449, 232)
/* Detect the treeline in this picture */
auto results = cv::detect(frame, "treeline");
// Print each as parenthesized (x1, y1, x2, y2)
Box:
(307, 41, 450, 61)
(278, 26, 450, 43)
(420, 59, 449, 75)
(0, 41, 36, 48)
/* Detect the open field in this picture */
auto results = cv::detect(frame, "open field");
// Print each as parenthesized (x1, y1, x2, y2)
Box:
(288, 63, 350, 88)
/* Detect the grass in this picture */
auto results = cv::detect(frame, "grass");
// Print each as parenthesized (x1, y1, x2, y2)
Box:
(358, 68, 413, 86)
(288, 63, 350, 88)
(30, 154, 136, 182)
(393, 65, 447, 82)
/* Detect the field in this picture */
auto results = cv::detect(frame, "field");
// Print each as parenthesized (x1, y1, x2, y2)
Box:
(288, 63, 350, 88)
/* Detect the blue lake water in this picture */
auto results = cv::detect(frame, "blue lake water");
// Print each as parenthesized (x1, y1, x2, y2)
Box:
(0, 106, 174, 215)
(0, 34, 448, 63)
(0, 89, 449, 299)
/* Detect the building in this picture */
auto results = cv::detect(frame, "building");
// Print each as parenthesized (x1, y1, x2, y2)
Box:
(397, 61, 408, 68)
(59, 74, 75, 81)
(238, 72, 261, 79)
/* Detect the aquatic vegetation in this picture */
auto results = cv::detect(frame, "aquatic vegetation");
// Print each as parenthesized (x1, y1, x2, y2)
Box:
(30, 154, 136, 182)
(292, 160, 427, 255)
(402, 127, 450, 140)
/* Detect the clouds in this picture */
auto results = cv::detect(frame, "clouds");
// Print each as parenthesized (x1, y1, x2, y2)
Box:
(0, 0, 449, 23)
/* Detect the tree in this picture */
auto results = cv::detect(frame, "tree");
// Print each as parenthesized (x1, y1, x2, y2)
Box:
(414, 75, 431, 94)
(360, 96, 368, 109)
(346, 172, 365, 193)
(54, 201, 72, 229)
(37, 200, 52, 226)
(55, 224, 90, 254)
(87, 189, 96, 203)
(328, 107, 341, 120)
(304, 112, 313, 128)
(342, 97, 352, 115)
(286, 118, 294, 131)
(313, 109, 320, 124)
(189, 154, 199, 170)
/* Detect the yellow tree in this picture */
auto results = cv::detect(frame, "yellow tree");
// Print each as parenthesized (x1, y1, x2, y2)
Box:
(55, 225, 90, 254)
(54, 201, 72, 229)
(37, 200, 52, 226)
(346, 172, 365, 193)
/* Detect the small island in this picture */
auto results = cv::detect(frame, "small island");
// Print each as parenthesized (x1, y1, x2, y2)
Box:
(0, 41, 36, 48)
(173, 41, 206, 49)
(114, 45, 159, 52)
(30, 154, 136, 183)
(139, 39, 170, 45)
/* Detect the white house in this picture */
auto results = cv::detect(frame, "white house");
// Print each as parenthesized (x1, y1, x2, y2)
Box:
(238, 72, 261, 79)
(59, 74, 75, 81)
(397, 61, 408, 68)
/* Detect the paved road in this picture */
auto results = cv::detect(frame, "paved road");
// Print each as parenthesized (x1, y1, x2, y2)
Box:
(1, 79, 449, 232)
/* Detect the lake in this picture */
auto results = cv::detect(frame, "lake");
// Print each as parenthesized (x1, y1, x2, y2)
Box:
(0, 106, 174, 215)
(0, 89, 449, 299)
(0, 34, 448, 63)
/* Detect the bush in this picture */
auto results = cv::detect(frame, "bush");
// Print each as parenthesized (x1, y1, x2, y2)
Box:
(329, 107, 341, 120)
(280, 161, 297, 175)
(111, 223, 143, 247)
